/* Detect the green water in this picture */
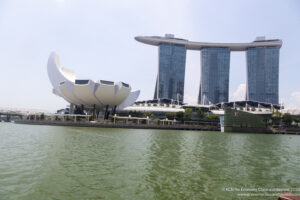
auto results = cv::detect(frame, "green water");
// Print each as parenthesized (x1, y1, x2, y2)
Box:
(0, 123, 299, 200)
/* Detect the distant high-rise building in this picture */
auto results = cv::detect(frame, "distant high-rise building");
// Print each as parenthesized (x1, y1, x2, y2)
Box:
(246, 46, 280, 104)
(135, 35, 282, 105)
(198, 48, 230, 104)
(154, 43, 187, 102)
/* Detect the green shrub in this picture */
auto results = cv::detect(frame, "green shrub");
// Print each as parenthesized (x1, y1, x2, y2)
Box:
(196, 108, 205, 118)
(294, 118, 300, 123)
(205, 114, 220, 120)
(283, 113, 292, 126)
(143, 111, 154, 119)
(272, 110, 282, 121)
(156, 119, 161, 125)
(184, 108, 193, 120)
(176, 112, 184, 121)
(165, 112, 176, 120)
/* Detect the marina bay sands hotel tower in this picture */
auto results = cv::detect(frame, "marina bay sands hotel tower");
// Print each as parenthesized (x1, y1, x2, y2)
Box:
(135, 34, 282, 105)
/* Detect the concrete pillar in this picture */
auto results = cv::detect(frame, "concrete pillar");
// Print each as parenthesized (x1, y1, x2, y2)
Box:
(70, 103, 75, 114)
(112, 106, 117, 116)
(93, 104, 96, 119)
(81, 104, 84, 114)
(104, 105, 109, 120)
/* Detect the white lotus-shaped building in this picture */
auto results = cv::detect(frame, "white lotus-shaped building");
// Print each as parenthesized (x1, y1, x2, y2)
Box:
(47, 52, 140, 111)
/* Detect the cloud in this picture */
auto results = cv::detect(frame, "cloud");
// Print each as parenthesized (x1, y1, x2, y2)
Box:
(230, 83, 246, 101)
(229, 86, 300, 108)
(283, 91, 300, 108)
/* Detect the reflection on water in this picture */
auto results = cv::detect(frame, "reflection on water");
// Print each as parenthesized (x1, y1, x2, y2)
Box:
(0, 123, 299, 200)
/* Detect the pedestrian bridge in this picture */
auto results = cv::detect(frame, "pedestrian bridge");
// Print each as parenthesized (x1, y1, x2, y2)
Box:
(0, 112, 24, 122)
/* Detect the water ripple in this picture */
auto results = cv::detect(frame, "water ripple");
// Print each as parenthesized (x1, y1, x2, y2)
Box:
(0, 123, 300, 199)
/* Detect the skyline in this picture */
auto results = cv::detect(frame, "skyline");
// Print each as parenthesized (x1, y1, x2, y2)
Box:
(0, 0, 300, 111)
(137, 34, 282, 105)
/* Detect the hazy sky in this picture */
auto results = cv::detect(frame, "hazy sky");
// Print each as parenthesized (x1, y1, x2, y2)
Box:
(0, 0, 300, 111)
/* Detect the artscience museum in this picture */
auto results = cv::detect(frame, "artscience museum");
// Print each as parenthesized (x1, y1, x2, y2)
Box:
(47, 52, 140, 118)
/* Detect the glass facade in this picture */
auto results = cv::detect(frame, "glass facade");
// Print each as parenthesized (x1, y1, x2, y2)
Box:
(246, 47, 279, 104)
(198, 48, 230, 105)
(154, 43, 187, 102)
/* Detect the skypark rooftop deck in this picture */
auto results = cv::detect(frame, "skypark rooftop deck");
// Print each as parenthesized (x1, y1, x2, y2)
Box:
(135, 35, 282, 51)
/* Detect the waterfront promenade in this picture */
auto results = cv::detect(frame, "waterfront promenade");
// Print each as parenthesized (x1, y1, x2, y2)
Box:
(14, 118, 300, 134)
(15, 120, 220, 131)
